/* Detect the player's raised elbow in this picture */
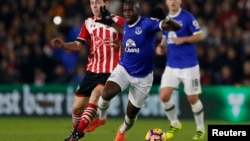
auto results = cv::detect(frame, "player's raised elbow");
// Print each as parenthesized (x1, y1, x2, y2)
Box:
(161, 20, 181, 31)
(168, 19, 181, 31)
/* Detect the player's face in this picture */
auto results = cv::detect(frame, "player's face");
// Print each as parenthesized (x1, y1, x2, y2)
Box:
(123, 3, 140, 25)
(90, 0, 106, 17)
(166, 0, 181, 12)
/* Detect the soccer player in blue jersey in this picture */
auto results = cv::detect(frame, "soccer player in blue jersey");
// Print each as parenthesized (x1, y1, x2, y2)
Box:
(89, 0, 181, 141)
(155, 0, 205, 140)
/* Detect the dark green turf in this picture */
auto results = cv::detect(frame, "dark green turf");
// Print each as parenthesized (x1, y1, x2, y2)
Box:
(0, 117, 249, 141)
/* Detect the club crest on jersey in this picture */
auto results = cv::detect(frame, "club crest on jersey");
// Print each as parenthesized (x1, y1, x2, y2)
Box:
(135, 26, 142, 35)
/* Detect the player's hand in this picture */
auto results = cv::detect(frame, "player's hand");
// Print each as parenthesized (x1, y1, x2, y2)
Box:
(173, 37, 185, 45)
(95, 6, 114, 26)
(150, 7, 166, 20)
(155, 44, 166, 55)
(50, 38, 65, 48)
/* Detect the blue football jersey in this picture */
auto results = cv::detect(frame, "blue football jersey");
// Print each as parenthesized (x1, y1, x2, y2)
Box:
(163, 9, 202, 68)
(120, 16, 162, 77)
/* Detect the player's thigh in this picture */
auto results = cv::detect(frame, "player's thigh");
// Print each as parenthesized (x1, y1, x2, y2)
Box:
(107, 64, 130, 91)
(89, 85, 104, 105)
(182, 65, 202, 95)
(160, 87, 176, 102)
(88, 73, 111, 104)
(160, 66, 180, 89)
(76, 72, 99, 97)
(74, 72, 110, 110)
(128, 72, 153, 108)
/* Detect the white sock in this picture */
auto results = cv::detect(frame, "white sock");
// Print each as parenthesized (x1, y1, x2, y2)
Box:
(161, 100, 180, 127)
(191, 99, 205, 132)
(98, 96, 110, 120)
(120, 115, 137, 133)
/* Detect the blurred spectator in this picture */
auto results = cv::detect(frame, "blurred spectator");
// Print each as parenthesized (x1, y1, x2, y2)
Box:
(216, 65, 235, 84)
(0, 59, 19, 83)
(140, 0, 152, 16)
(18, 46, 34, 83)
(243, 44, 250, 61)
(34, 67, 46, 86)
(50, 63, 69, 84)
(108, 0, 123, 15)
(241, 60, 250, 85)
(0, 0, 249, 86)
(70, 64, 85, 84)
(218, 0, 240, 28)
(200, 68, 213, 85)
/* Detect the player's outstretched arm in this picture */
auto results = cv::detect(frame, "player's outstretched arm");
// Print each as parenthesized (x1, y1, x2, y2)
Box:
(173, 32, 203, 45)
(150, 7, 181, 31)
(51, 38, 83, 51)
(161, 18, 181, 31)
(95, 6, 123, 34)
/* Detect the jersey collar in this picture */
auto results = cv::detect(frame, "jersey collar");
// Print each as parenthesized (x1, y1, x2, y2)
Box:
(168, 8, 181, 18)
(128, 16, 141, 28)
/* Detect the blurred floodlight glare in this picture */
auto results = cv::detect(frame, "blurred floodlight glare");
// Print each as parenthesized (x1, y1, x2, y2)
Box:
(53, 16, 62, 25)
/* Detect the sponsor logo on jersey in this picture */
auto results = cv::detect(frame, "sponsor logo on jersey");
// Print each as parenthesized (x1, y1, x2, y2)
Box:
(167, 31, 177, 44)
(94, 36, 111, 48)
(125, 39, 140, 53)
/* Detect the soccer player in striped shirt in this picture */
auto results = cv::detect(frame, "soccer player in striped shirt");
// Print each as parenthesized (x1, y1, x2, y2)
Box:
(95, 0, 181, 140)
(51, 0, 124, 140)
(156, 0, 205, 140)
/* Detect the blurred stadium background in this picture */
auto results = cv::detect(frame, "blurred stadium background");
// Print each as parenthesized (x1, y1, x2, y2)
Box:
(0, 0, 250, 140)
(1, 0, 250, 86)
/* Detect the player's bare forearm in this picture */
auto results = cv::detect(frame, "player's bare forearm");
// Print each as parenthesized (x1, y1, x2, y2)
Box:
(51, 38, 82, 51)
(182, 32, 203, 43)
(62, 41, 83, 51)
(162, 18, 181, 31)
(160, 35, 167, 47)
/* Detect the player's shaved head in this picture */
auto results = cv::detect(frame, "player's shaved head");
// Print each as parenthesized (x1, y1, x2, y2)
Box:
(124, 0, 140, 7)
(124, 0, 140, 11)
(123, 0, 141, 24)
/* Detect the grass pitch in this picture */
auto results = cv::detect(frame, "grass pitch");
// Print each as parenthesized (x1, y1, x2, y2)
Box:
(0, 117, 248, 141)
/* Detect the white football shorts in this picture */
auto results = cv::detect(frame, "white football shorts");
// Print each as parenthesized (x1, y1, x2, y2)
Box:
(160, 65, 202, 95)
(108, 64, 153, 108)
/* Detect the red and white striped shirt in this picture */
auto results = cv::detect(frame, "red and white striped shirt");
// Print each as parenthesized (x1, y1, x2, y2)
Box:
(77, 15, 124, 73)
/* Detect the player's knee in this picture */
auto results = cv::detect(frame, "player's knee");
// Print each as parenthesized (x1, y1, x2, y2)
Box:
(72, 103, 85, 114)
(72, 108, 83, 114)
(160, 93, 171, 102)
(102, 85, 121, 100)
(160, 88, 172, 102)
(187, 95, 199, 104)
(102, 88, 115, 100)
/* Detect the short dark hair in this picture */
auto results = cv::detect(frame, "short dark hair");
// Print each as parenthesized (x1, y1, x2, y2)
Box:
(124, 0, 140, 9)
(91, 0, 109, 2)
